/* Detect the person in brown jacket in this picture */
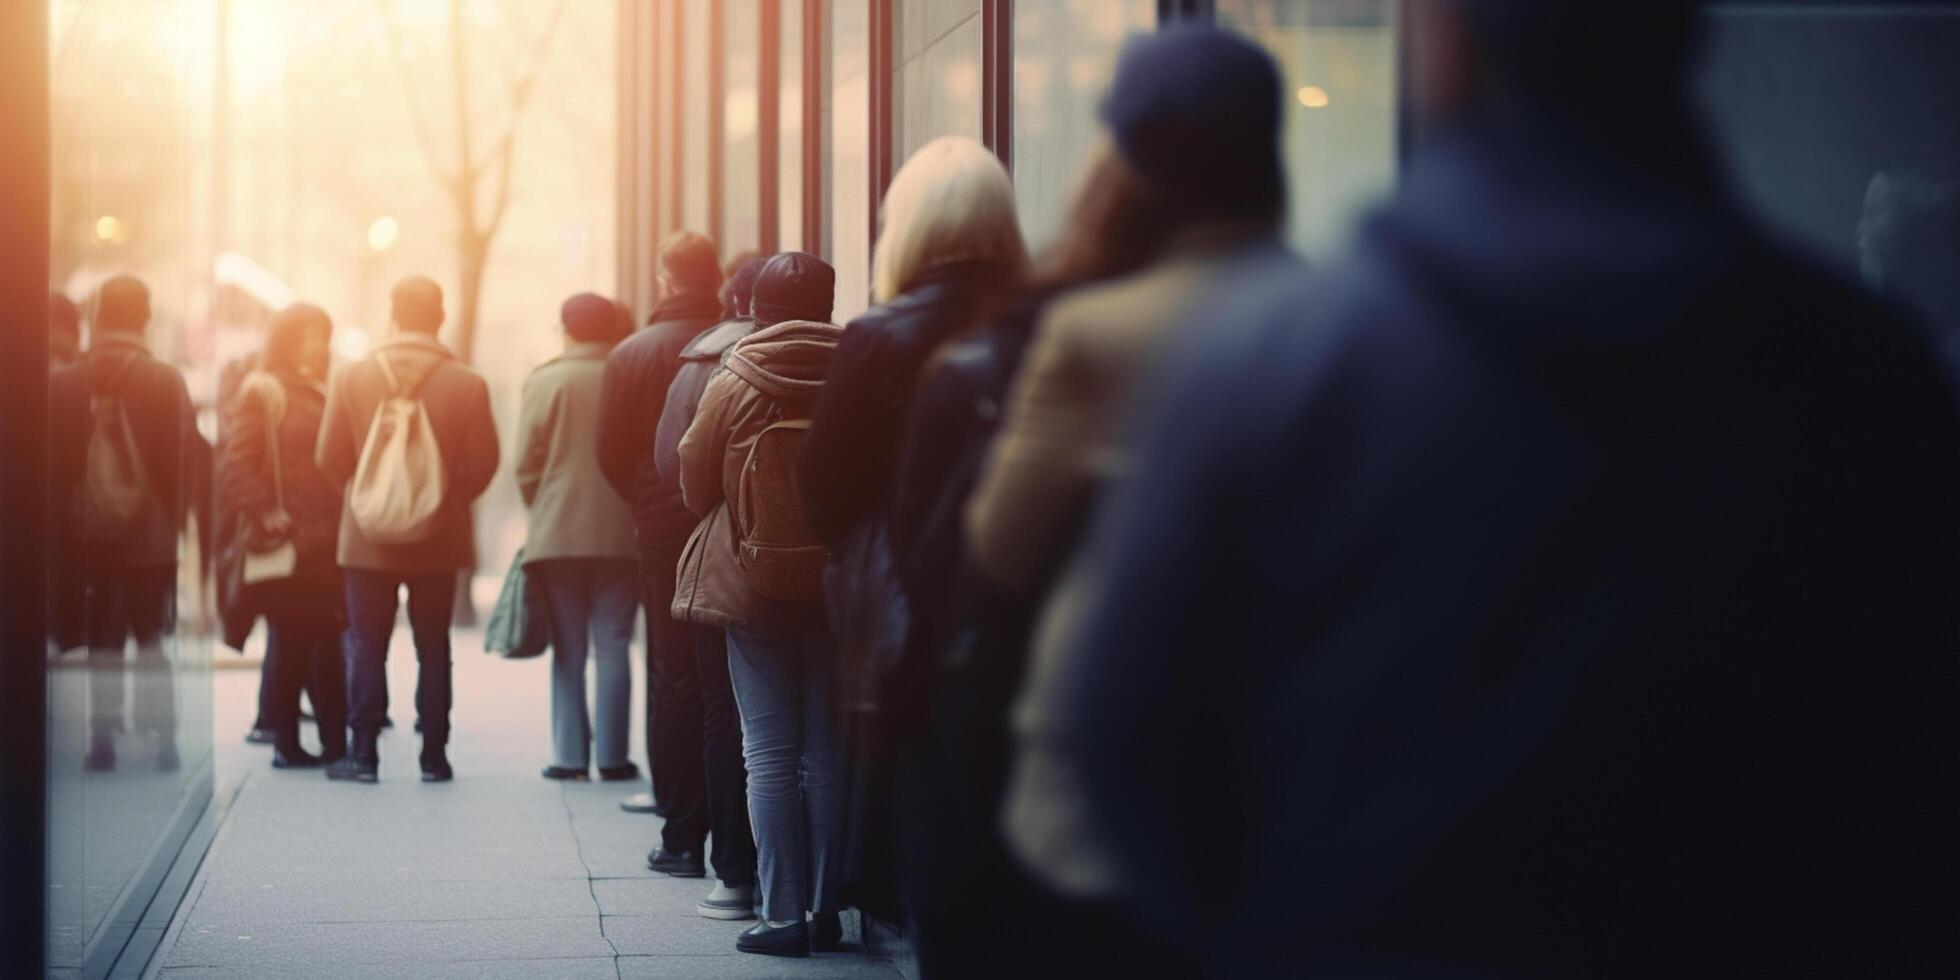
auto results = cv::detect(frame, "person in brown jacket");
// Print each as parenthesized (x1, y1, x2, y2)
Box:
(218, 303, 348, 770)
(315, 276, 500, 784)
(674, 252, 848, 957)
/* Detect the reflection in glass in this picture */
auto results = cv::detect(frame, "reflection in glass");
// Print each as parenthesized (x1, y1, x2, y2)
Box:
(830, 0, 872, 322)
(1216, 0, 1397, 261)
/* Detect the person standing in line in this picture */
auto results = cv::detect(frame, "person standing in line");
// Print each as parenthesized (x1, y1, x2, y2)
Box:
(218, 302, 348, 769)
(593, 232, 726, 851)
(674, 252, 843, 957)
(519, 293, 641, 782)
(794, 135, 1029, 927)
(49, 275, 208, 773)
(316, 276, 499, 784)
(644, 253, 769, 921)
(1054, 3, 1960, 976)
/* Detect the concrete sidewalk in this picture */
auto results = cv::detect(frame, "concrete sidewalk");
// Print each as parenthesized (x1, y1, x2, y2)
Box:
(153, 627, 906, 979)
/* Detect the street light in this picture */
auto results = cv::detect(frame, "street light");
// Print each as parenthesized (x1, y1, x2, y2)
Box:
(1297, 85, 1330, 109)
(367, 215, 399, 252)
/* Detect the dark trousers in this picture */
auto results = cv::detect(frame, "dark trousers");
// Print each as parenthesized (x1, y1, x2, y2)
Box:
(695, 624, 756, 887)
(266, 614, 348, 756)
(343, 568, 457, 746)
(84, 565, 177, 739)
(642, 542, 706, 847)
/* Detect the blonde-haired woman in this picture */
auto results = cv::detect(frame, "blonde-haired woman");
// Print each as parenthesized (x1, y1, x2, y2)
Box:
(794, 134, 1027, 932)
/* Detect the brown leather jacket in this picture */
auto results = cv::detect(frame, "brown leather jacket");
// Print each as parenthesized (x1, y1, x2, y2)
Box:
(671, 320, 840, 634)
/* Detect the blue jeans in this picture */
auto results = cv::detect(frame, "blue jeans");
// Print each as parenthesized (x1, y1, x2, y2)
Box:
(343, 569, 457, 745)
(727, 627, 842, 922)
(534, 558, 638, 770)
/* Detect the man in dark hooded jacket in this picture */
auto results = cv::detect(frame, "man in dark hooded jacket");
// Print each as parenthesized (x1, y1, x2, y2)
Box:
(1052, 2, 1960, 976)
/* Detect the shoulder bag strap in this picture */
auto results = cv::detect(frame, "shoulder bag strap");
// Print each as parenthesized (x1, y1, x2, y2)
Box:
(264, 389, 288, 518)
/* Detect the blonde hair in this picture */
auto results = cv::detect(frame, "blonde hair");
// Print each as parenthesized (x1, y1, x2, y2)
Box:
(871, 136, 1028, 304)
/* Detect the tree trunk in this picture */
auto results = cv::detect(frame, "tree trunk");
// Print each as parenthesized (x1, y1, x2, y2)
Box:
(450, 232, 490, 627)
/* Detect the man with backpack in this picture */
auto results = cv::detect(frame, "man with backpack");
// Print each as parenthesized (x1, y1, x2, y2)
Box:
(49, 275, 206, 773)
(673, 252, 849, 955)
(316, 276, 499, 784)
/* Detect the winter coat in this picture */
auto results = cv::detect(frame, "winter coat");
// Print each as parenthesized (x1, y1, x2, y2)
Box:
(315, 332, 500, 572)
(965, 228, 1293, 593)
(799, 260, 1007, 545)
(216, 368, 343, 641)
(1053, 112, 1960, 977)
(48, 333, 207, 572)
(516, 341, 638, 564)
(651, 316, 757, 486)
(672, 320, 840, 635)
(596, 290, 724, 548)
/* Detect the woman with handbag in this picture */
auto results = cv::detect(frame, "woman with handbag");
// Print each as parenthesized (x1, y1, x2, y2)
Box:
(219, 302, 347, 768)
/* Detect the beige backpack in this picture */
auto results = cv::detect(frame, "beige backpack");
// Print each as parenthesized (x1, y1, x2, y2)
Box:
(348, 354, 446, 544)
(77, 355, 152, 541)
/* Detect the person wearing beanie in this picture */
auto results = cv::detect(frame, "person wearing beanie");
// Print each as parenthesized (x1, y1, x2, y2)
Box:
(956, 29, 1297, 972)
(516, 292, 640, 786)
(671, 250, 851, 956)
(1054, 1, 1960, 977)
(594, 232, 729, 888)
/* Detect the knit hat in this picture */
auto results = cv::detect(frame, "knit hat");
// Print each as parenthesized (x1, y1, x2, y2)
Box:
(561, 292, 621, 342)
(1099, 26, 1283, 216)
(751, 252, 836, 326)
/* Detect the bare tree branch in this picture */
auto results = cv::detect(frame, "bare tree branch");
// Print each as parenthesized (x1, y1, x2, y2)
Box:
(376, 0, 457, 190)
(468, 0, 570, 177)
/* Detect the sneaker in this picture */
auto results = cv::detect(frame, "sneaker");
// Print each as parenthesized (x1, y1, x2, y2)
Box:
(647, 846, 706, 878)
(541, 765, 589, 782)
(245, 726, 275, 745)
(597, 762, 640, 782)
(736, 919, 809, 958)
(272, 745, 322, 769)
(698, 882, 756, 921)
(618, 791, 659, 813)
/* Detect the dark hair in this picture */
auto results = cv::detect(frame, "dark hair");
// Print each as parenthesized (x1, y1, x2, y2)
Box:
(720, 256, 769, 319)
(659, 230, 723, 297)
(560, 291, 625, 343)
(93, 275, 150, 334)
(391, 276, 444, 333)
(1026, 146, 1207, 296)
(262, 303, 332, 375)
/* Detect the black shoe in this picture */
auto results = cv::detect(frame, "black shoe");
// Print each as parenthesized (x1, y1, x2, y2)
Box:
(83, 736, 115, 773)
(319, 744, 348, 766)
(272, 745, 323, 769)
(811, 911, 843, 952)
(381, 716, 394, 729)
(647, 846, 706, 878)
(245, 726, 276, 745)
(597, 762, 639, 782)
(421, 747, 453, 783)
(156, 740, 180, 772)
(736, 919, 810, 958)
(326, 754, 377, 783)
(541, 765, 589, 781)
(329, 732, 380, 783)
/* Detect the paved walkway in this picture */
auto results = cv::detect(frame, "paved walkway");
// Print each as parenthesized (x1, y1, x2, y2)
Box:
(154, 626, 907, 979)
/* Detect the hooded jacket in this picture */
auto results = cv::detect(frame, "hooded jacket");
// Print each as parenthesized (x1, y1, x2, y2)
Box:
(315, 332, 500, 572)
(1052, 110, 1960, 976)
(671, 319, 841, 634)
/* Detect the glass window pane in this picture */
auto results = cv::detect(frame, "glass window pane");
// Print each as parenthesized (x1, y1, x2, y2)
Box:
(1216, 0, 1398, 261)
(1699, 5, 1960, 338)
(1011, 0, 1155, 251)
(830, 0, 871, 321)
(894, 0, 982, 161)
(681, 0, 712, 236)
(781, 0, 805, 253)
(724, 0, 760, 257)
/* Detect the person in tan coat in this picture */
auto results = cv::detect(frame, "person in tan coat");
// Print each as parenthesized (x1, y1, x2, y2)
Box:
(517, 293, 640, 783)
(316, 276, 500, 784)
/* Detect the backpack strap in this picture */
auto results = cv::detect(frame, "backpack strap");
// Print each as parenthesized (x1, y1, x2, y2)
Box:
(99, 351, 141, 398)
(375, 352, 443, 399)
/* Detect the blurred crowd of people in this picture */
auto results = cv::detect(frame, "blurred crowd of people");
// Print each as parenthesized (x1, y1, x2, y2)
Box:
(48, 2, 1958, 976)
